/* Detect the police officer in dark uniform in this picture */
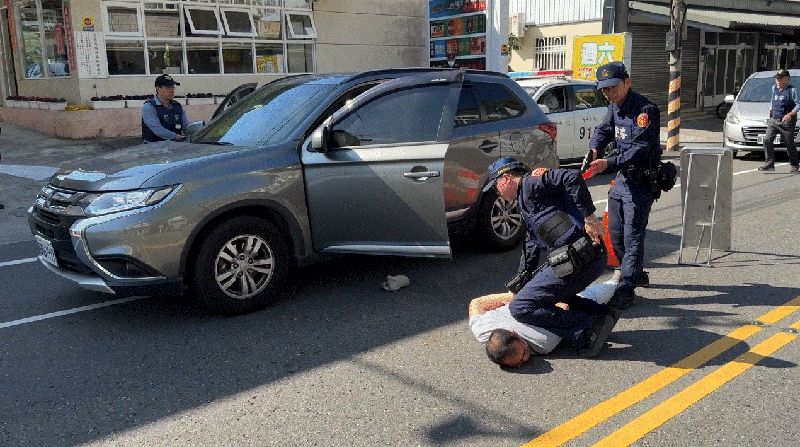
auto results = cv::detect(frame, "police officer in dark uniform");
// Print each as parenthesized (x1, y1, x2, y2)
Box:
(760, 68, 800, 173)
(142, 74, 190, 143)
(588, 61, 661, 310)
(483, 158, 617, 358)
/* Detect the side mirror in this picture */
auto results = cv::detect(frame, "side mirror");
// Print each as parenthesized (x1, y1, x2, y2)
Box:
(311, 125, 329, 153)
(724, 94, 735, 104)
(538, 104, 550, 114)
(185, 120, 205, 141)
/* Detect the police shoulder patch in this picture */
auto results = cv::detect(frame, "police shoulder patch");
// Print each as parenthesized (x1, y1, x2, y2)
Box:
(532, 168, 547, 177)
(637, 112, 650, 128)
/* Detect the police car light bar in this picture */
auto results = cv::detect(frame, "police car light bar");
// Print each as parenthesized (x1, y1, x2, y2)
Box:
(508, 69, 574, 79)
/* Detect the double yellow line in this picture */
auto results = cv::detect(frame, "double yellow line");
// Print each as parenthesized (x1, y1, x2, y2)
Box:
(522, 295, 800, 447)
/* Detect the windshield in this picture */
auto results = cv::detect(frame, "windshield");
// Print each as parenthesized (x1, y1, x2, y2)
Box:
(195, 78, 336, 146)
(737, 77, 775, 102)
(523, 86, 539, 97)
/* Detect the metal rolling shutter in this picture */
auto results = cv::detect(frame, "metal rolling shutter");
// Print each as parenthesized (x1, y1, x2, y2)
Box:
(629, 24, 670, 112)
(629, 24, 701, 112)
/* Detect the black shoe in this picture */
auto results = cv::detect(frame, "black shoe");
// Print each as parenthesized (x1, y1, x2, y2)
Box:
(636, 271, 650, 288)
(577, 315, 616, 358)
(601, 305, 621, 323)
(608, 288, 638, 310)
(758, 162, 775, 171)
(0, 203, 4, 210)
(790, 165, 799, 173)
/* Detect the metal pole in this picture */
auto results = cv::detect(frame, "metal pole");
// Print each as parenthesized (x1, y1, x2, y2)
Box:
(667, 0, 686, 152)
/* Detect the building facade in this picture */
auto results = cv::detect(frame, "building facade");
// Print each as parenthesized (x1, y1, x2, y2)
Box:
(508, 0, 800, 111)
(0, 0, 428, 106)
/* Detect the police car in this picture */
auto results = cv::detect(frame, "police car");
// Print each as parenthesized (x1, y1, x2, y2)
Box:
(511, 71, 608, 162)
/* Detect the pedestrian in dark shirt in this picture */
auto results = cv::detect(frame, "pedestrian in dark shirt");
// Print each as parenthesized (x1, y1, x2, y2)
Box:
(760, 69, 800, 173)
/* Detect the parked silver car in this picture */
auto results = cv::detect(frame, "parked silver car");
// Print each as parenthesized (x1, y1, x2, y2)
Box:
(723, 69, 800, 158)
(29, 68, 557, 314)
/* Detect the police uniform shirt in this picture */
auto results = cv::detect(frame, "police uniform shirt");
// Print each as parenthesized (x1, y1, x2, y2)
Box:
(770, 83, 800, 119)
(517, 168, 597, 252)
(142, 97, 190, 141)
(589, 90, 661, 180)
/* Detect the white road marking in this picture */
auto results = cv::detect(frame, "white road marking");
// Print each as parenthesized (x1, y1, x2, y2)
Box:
(0, 296, 147, 329)
(0, 257, 38, 268)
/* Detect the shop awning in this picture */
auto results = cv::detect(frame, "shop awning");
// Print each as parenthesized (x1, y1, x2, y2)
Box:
(629, 1, 800, 29)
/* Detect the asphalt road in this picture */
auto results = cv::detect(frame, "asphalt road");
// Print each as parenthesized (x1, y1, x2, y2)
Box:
(1, 151, 799, 447)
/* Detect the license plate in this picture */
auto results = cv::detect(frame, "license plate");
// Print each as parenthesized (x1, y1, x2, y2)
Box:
(35, 235, 58, 267)
(757, 135, 765, 145)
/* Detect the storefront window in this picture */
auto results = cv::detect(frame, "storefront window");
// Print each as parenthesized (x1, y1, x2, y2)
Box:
(255, 43, 282, 72)
(100, 0, 314, 76)
(148, 41, 183, 73)
(222, 42, 253, 72)
(186, 41, 220, 73)
(286, 43, 311, 72)
(106, 40, 146, 74)
(18, 0, 72, 78)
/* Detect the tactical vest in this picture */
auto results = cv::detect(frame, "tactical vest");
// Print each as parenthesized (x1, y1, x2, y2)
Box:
(772, 84, 796, 118)
(142, 98, 185, 142)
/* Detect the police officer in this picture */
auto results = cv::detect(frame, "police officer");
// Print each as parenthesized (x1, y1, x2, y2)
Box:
(142, 74, 190, 143)
(760, 69, 800, 173)
(588, 61, 661, 310)
(483, 158, 617, 358)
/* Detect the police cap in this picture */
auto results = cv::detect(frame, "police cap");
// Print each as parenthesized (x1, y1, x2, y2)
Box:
(775, 69, 790, 78)
(595, 61, 629, 89)
(155, 74, 180, 87)
(482, 157, 528, 192)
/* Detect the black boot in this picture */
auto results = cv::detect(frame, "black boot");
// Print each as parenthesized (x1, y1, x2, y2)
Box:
(758, 162, 775, 171)
(608, 288, 638, 310)
(0, 203, 4, 210)
(577, 315, 616, 358)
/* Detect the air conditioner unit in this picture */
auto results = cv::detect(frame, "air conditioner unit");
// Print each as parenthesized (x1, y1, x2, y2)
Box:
(517, 13, 526, 38)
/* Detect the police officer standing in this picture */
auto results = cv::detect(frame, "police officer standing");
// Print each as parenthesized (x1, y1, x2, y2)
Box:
(484, 158, 617, 358)
(588, 61, 661, 310)
(142, 74, 190, 143)
(760, 69, 800, 173)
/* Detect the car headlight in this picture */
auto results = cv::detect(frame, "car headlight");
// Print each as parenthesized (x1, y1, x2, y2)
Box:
(725, 113, 739, 124)
(79, 185, 178, 216)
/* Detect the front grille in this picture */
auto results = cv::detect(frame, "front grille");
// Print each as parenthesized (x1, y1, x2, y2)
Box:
(31, 184, 93, 275)
(37, 208, 61, 225)
(742, 125, 800, 147)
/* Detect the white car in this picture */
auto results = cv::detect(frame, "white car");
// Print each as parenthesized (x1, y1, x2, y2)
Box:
(513, 75, 609, 161)
(722, 69, 800, 158)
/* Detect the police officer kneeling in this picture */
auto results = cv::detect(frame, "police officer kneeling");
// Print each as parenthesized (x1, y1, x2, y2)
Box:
(484, 158, 617, 359)
(142, 74, 190, 143)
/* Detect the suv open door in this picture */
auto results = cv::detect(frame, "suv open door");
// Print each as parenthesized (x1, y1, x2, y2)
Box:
(302, 70, 462, 258)
(211, 82, 258, 120)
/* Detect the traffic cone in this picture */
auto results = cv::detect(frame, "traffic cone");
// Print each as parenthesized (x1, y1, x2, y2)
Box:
(603, 180, 620, 268)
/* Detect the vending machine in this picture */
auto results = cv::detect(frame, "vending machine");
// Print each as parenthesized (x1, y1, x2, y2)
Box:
(427, 0, 508, 72)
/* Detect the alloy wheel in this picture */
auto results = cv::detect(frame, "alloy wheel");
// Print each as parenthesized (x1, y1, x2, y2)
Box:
(214, 234, 275, 299)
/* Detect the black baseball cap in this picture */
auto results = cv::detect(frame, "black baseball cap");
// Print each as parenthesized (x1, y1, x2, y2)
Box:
(482, 157, 528, 192)
(775, 69, 790, 78)
(596, 61, 629, 89)
(155, 74, 180, 87)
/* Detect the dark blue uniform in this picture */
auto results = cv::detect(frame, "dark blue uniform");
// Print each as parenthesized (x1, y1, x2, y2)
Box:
(764, 83, 800, 169)
(508, 168, 609, 345)
(589, 89, 661, 298)
(142, 98, 187, 142)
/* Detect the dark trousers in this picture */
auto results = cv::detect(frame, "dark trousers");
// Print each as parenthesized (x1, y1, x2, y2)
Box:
(608, 190, 652, 294)
(509, 251, 607, 344)
(764, 116, 799, 167)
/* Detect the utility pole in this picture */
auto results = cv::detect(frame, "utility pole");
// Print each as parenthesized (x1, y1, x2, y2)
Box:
(666, 0, 686, 152)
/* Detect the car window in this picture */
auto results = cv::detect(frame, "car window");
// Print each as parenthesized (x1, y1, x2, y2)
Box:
(454, 86, 482, 127)
(329, 85, 448, 148)
(737, 77, 775, 102)
(196, 77, 335, 146)
(473, 82, 526, 121)
(537, 86, 566, 113)
(573, 84, 609, 109)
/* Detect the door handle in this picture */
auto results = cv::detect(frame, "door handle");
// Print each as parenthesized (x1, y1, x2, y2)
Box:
(403, 170, 440, 179)
(479, 140, 499, 153)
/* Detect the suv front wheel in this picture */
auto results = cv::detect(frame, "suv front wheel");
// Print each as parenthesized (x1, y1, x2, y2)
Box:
(475, 189, 525, 251)
(192, 216, 289, 315)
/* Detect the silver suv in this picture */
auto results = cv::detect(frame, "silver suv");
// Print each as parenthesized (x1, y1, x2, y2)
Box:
(723, 69, 800, 158)
(29, 68, 557, 315)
